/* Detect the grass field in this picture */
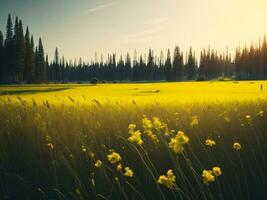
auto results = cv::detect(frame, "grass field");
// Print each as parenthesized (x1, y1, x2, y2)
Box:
(0, 81, 267, 200)
(0, 81, 266, 104)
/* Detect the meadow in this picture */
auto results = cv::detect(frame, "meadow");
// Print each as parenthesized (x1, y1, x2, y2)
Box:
(0, 81, 267, 200)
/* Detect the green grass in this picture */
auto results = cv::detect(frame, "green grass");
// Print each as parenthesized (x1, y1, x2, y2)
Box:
(0, 82, 267, 199)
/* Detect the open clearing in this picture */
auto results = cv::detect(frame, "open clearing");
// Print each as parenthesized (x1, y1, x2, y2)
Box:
(1, 81, 267, 199)
(0, 81, 266, 105)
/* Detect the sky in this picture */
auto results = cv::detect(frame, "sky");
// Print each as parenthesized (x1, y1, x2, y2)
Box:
(0, 0, 267, 62)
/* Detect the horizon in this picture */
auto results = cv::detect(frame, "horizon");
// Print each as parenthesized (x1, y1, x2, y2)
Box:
(0, 0, 267, 62)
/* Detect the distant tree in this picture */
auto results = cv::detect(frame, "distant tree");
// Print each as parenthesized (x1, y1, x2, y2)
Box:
(24, 27, 35, 82)
(53, 47, 59, 81)
(132, 50, 138, 81)
(35, 47, 39, 81)
(147, 49, 154, 80)
(165, 49, 172, 81)
(45, 54, 49, 81)
(0, 31, 4, 82)
(159, 51, 165, 80)
(186, 47, 197, 80)
(125, 53, 131, 80)
(30, 35, 35, 81)
(139, 55, 145, 81)
(38, 38, 46, 82)
(14, 18, 26, 82)
(91, 77, 98, 84)
(262, 36, 267, 78)
(173, 46, 184, 81)
(4, 14, 15, 82)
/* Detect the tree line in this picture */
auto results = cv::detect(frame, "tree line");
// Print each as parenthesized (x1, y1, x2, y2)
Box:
(235, 37, 267, 80)
(0, 14, 267, 83)
(0, 14, 46, 83)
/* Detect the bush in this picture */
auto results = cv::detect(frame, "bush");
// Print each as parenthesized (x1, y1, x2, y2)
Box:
(91, 77, 98, 85)
(196, 76, 206, 81)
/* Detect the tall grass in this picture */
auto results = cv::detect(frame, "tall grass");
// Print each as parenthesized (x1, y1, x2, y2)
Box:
(0, 98, 267, 199)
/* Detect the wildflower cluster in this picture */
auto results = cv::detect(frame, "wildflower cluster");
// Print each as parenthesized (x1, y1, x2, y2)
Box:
(117, 163, 122, 171)
(94, 160, 102, 168)
(152, 117, 174, 136)
(233, 142, 241, 150)
(142, 116, 159, 143)
(158, 169, 176, 189)
(107, 151, 122, 164)
(81, 145, 87, 152)
(124, 167, 134, 177)
(47, 143, 54, 150)
(190, 115, 199, 127)
(152, 117, 166, 131)
(257, 110, 264, 117)
(245, 115, 252, 124)
(128, 123, 143, 145)
(202, 166, 222, 185)
(169, 131, 189, 154)
(107, 151, 134, 178)
(205, 139, 216, 147)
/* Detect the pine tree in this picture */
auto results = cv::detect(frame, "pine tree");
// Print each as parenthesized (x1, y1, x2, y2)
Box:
(173, 46, 184, 81)
(262, 35, 267, 78)
(24, 27, 34, 82)
(30, 35, 35, 81)
(14, 18, 26, 82)
(53, 48, 59, 81)
(165, 49, 172, 81)
(35, 47, 39, 81)
(38, 38, 46, 82)
(147, 49, 154, 80)
(0, 31, 4, 82)
(186, 47, 197, 80)
(4, 14, 15, 82)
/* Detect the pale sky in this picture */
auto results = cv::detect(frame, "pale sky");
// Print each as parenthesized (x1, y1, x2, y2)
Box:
(0, 0, 267, 62)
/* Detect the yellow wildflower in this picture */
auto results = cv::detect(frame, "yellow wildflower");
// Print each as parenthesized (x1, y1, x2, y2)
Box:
(117, 163, 122, 171)
(233, 142, 241, 150)
(47, 143, 53, 150)
(169, 131, 189, 154)
(142, 115, 153, 130)
(45, 135, 51, 142)
(89, 151, 95, 158)
(94, 160, 102, 168)
(169, 139, 184, 153)
(147, 131, 159, 143)
(202, 170, 215, 185)
(128, 130, 143, 145)
(165, 128, 175, 136)
(158, 169, 176, 189)
(205, 139, 216, 147)
(177, 131, 190, 144)
(142, 116, 159, 143)
(212, 167, 222, 177)
(124, 167, 134, 177)
(107, 151, 122, 164)
(128, 123, 136, 132)
(153, 117, 165, 131)
(245, 115, 251, 120)
(190, 116, 199, 127)
(82, 146, 87, 152)
(245, 115, 252, 123)
(257, 110, 264, 117)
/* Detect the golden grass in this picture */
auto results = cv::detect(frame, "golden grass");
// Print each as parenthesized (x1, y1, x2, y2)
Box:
(0, 81, 266, 105)
(0, 81, 267, 199)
